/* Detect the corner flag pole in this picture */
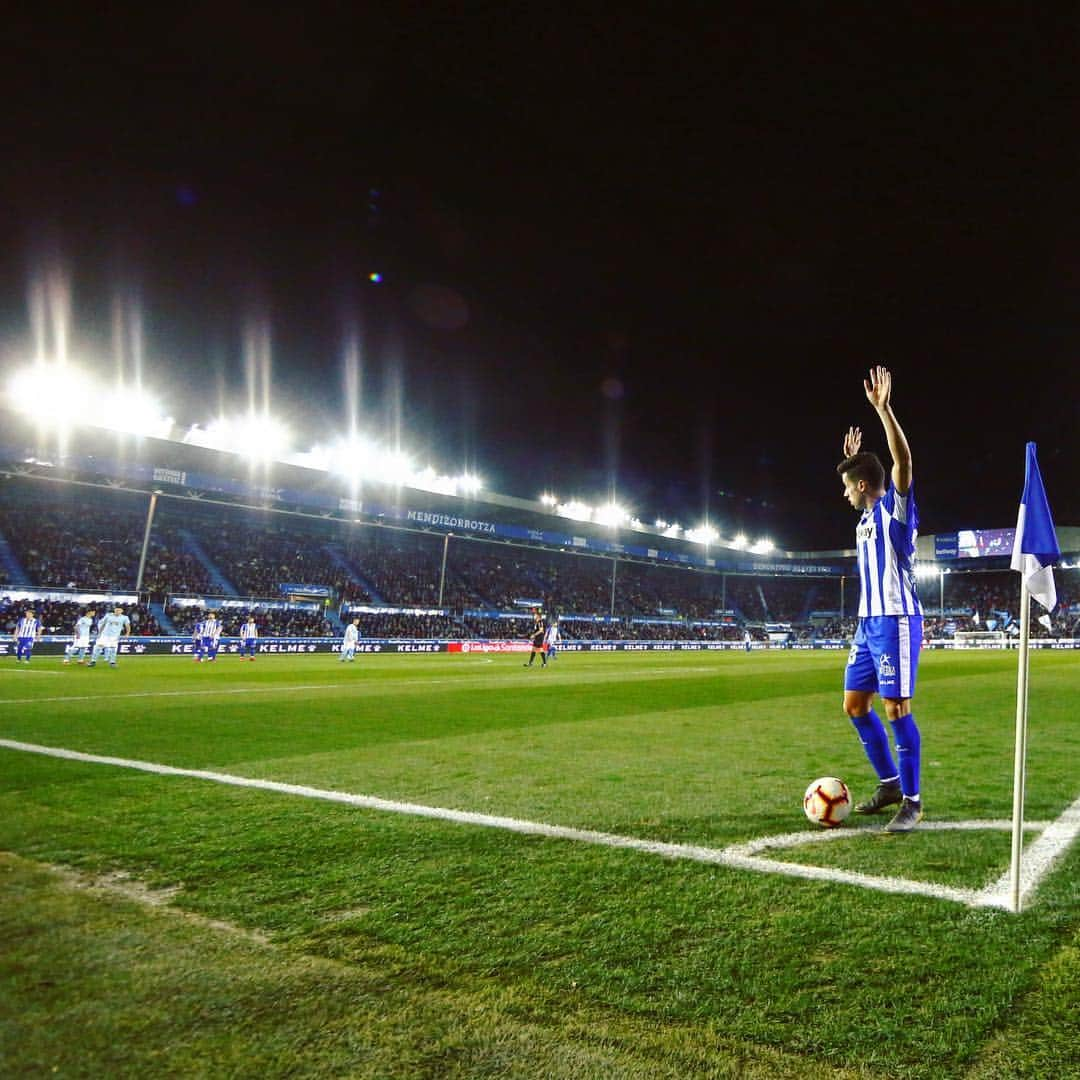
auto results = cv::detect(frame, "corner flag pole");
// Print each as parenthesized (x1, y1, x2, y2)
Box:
(1007, 441, 1060, 914)
(1008, 575, 1031, 913)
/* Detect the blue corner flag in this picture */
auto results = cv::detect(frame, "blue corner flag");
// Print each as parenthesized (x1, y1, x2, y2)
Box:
(1010, 442, 1060, 613)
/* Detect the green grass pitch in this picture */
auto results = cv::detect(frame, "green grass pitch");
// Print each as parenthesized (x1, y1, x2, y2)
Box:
(1, 649, 1078, 1077)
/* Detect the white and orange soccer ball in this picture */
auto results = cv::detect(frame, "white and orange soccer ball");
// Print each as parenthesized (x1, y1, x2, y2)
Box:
(803, 776, 852, 828)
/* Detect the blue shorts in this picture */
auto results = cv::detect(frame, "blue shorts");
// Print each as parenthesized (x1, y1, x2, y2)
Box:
(844, 615, 923, 699)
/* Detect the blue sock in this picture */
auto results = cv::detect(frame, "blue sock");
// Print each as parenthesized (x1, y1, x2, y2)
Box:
(889, 714, 921, 799)
(850, 709, 899, 782)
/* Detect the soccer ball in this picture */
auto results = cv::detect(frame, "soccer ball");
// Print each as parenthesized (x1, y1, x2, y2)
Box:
(803, 776, 852, 828)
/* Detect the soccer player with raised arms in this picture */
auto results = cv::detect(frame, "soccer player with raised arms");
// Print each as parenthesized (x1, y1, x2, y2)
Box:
(837, 366, 924, 832)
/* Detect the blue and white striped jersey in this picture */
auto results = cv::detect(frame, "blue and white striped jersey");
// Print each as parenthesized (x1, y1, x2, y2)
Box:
(192, 619, 205, 641)
(202, 619, 222, 642)
(240, 620, 258, 640)
(16, 616, 40, 638)
(855, 482, 922, 617)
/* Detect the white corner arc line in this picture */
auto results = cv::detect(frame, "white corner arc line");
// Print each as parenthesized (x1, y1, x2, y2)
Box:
(0, 738, 1075, 911)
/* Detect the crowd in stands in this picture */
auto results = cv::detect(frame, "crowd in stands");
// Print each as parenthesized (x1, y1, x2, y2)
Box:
(2, 482, 1077, 642)
(349, 612, 462, 638)
(0, 500, 144, 591)
(338, 529, 458, 606)
(165, 604, 333, 638)
(191, 523, 347, 598)
(0, 597, 160, 636)
(140, 525, 214, 597)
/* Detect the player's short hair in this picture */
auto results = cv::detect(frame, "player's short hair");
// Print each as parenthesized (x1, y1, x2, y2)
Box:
(837, 451, 885, 491)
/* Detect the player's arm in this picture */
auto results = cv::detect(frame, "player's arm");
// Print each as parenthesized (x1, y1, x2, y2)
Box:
(864, 366, 912, 495)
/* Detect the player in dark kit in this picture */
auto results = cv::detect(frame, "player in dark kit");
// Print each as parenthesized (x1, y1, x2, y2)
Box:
(524, 607, 547, 668)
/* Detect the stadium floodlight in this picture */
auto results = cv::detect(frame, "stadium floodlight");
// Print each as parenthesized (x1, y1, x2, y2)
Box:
(750, 538, 774, 555)
(540, 493, 557, 506)
(7, 363, 92, 426)
(731, 534, 748, 549)
(594, 502, 629, 528)
(371, 449, 414, 487)
(322, 435, 376, 479)
(99, 387, 174, 439)
(557, 499, 593, 522)
(413, 466, 457, 496)
(915, 563, 944, 581)
(186, 415, 291, 461)
(456, 473, 482, 495)
(655, 519, 668, 530)
(236, 415, 291, 461)
(662, 523, 682, 538)
(8, 363, 174, 441)
(685, 524, 719, 545)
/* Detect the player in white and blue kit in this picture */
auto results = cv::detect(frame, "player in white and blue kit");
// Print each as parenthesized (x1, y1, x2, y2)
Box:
(340, 617, 360, 662)
(837, 367, 924, 832)
(200, 611, 222, 662)
(64, 608, 96, 665)
(191, 615, 205, 661)
(239, 615, 259, 660)
(543, 617, 560, 662)
(14, 609, 41, 663)
(89, 606, 131, 667)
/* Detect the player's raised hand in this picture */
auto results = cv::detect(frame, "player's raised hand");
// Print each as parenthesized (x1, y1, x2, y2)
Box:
(864, 366, 892, 410)
(843, 426, 862, 458)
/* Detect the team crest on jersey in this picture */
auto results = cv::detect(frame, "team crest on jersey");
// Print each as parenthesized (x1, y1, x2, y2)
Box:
(878, 653, 896, 679)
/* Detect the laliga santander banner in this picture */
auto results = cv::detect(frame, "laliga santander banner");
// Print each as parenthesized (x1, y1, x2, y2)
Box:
(449, 640, 533, 653)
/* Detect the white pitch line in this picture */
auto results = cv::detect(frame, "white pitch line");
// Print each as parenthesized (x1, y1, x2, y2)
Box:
(0, 737, 1073, 911)
(0, 669, 63, 676)
(978, 792, 1080, 910)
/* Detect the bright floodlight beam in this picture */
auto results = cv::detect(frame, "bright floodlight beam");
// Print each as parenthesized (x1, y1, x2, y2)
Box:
(594, 502, 629, 528)
(8, 364, 90, 425)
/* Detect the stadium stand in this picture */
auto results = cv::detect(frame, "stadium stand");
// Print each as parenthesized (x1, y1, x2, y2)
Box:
(1, 474, 1076, 642)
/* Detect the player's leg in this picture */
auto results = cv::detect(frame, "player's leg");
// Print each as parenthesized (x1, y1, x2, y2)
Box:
(878, 615, 923, 832)
(844, 620, 901, 812)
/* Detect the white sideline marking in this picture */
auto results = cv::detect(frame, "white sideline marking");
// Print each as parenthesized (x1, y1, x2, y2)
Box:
(0, 737, 1075, 911)
(0, 669, 63, 676)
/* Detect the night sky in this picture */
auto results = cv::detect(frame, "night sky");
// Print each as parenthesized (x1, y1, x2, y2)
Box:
(3, 8, 1078, 550)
